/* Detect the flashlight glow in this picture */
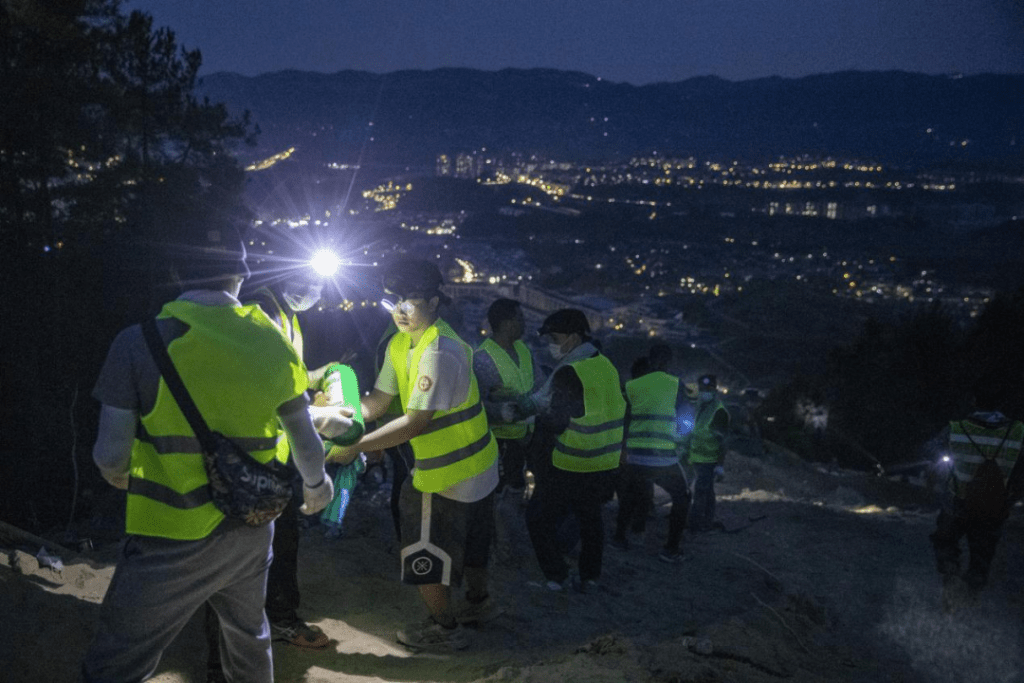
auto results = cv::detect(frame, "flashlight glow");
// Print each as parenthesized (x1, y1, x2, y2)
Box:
(311, 250, 341, 277)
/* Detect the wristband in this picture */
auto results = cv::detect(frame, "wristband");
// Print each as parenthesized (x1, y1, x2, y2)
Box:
(305, 476, 326, 489)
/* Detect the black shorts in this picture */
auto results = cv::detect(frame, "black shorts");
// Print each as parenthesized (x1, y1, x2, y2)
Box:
(398, 478, 494, 586)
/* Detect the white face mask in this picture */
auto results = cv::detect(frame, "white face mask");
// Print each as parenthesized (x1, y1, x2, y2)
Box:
(548, 342, 567, 361)
(282, 283, 323, 312)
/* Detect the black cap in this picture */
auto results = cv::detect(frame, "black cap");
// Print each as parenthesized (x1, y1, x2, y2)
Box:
(381, 259, 451, 303)
(698, 374, 717, 390)
(538, 308, 591, 337)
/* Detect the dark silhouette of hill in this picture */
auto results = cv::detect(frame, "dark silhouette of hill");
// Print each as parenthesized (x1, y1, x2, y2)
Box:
(197, 68, 1024, 168)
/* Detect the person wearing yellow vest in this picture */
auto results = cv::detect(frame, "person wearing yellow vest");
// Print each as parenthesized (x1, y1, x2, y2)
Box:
(205, 270, 342, 655)
(526, 309, 626, 593)
(328, 259, 499, 651)
(83, 229, 342, 683)
(686, 374, 730, 533)
(613, 344, 692, 563)
(474, 298, 543, 492)
(930, 401, 1023, 612)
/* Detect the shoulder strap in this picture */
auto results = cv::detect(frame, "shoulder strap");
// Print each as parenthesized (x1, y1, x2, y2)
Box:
(141, 317, 217, 453)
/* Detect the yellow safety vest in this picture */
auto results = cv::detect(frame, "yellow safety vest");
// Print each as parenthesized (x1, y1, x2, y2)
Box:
(250, 286, 303, 360)
(625, 371, 680, 466)
(476, 338, 535, 440)
(127, 300, 308, 540)
(552, 355, 626, 473)
(688, 399, 729, 464)
(949, 417, 1023, 498)
(389, 318, 498, 493)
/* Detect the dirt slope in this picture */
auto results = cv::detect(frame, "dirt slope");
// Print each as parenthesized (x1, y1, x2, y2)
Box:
(2, 446, 1022, 683)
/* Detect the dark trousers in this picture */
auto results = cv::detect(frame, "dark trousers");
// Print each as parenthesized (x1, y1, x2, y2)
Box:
(615, 462, 691, 553)
(930, 499, 1005, 591)
(386, 443, 412, 542)
(526, 467, 615, 583)
(497, 437, 529, 490)
(690, 462, 718, 531)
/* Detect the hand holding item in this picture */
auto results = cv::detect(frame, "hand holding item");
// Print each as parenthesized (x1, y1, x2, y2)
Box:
(300, 475, 334, 515)
(309, 404, 355, 439)
(325, 443, 360, 466)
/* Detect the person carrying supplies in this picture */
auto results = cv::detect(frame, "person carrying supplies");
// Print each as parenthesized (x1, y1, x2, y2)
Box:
(327, 259, 499, 651)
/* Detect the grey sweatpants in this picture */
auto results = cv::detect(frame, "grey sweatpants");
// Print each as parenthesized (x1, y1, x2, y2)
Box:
(81, 522, 274, 683)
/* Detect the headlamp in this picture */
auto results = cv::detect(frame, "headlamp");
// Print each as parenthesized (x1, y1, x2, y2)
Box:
(310, 249, 341, 277)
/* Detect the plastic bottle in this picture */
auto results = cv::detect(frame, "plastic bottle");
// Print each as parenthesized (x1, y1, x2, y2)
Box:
(321, 363, 365, 446)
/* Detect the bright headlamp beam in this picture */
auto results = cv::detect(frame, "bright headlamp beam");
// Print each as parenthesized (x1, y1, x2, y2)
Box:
(310, 250, 342, 277)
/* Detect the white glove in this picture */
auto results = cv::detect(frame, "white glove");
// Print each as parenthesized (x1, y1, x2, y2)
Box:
(299, 474, 334, 515)
(714, 465, 725, 482)
(500, 403, 516, 423)
(308, 405, 355, 440)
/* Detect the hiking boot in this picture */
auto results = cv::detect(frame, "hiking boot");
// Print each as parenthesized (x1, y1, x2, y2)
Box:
(455, 596, 504, 625)
(396, 618, 469, 651)
(270, 619, 330, 649)
(659, 550, 684, 564)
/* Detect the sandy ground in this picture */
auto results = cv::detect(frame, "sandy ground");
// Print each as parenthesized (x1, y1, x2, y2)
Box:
(2, 443, 1023, 683)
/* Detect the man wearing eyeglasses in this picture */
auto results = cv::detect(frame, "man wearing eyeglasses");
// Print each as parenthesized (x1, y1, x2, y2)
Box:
(328, 259, 499, 651)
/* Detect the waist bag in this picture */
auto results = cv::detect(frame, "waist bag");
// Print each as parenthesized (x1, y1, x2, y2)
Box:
(143, 318, 293, 527)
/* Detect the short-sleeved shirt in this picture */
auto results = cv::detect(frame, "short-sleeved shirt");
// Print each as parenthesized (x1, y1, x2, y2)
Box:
(376, 334, 498, 503)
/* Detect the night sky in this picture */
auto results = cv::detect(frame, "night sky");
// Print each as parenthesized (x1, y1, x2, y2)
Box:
(127, 0, 1024, 85)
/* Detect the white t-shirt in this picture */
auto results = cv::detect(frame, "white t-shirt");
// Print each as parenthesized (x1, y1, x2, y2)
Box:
(376, 333, 499, 502)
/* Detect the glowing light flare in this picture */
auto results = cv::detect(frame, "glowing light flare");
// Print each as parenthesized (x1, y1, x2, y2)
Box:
(310, 250, 342, 277)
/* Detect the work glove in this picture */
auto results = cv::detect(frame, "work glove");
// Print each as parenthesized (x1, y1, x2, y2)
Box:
(299, 474, 334, 515)
(500, 403, 517, 423)
(309, 405, 355, 439)
(714, 465, 725, 482)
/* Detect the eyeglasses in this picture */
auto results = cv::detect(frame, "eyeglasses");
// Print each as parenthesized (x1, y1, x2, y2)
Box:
(381, 295, 427, 314)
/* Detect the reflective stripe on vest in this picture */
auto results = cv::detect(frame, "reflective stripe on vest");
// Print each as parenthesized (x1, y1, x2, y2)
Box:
(553, 355, 626, 473)
(127, 301, 307, 540)
(625, 372, 680, 464)
(688, 399, 729, 464)
(389, 319, 498, 493)
(477, 338, 535, 440)
(949, 418, 1023, 497)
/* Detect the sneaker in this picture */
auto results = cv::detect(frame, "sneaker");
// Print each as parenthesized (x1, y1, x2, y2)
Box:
(571, 575, 599, 594)
(455, 596, 504, 625)
(396, 618, 469, 651)
(545, 578, 569, 591)
(659, 550, 684, 564)
(270, 619, 330, 649)
(609, 536, 629, 551)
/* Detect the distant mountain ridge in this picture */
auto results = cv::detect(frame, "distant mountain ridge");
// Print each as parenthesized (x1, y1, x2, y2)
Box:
(196, 68, 1024, 170)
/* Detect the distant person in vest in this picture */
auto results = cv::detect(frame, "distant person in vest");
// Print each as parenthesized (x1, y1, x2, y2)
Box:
(686, 374, 730, 533)
(526, 308, 626, 592)
(82, 228, 341, 683)
(613, 344, 692, 563)
(474, 298, 544, 492)
(202, 254, 346, 673)
(327, 258, 500, 651)
(930, 393, 1023, 613)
